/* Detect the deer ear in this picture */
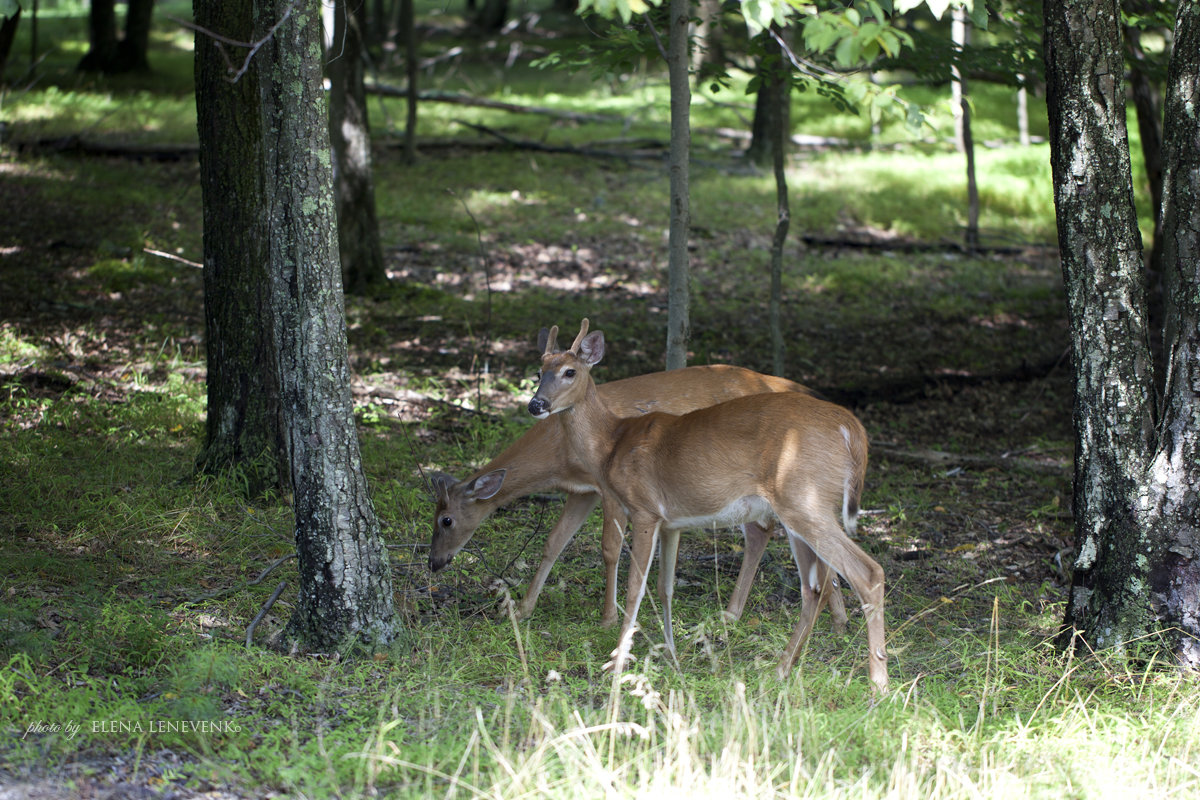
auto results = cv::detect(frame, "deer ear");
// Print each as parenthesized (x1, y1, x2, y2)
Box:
(578, 331, 605, 367)
(467, 469, 507, 501)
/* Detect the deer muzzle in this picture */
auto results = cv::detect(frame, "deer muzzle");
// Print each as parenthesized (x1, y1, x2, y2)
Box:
(528, 395, 551, 418)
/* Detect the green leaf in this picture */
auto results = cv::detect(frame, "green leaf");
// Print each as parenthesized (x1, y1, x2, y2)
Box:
(834, 35, 859, 68)
(966, 0, 989, 30)
(578, 0, 659, 23)
(740, 0, 792, 37)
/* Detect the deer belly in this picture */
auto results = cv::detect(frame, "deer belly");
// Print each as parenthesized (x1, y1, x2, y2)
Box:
(663, 495, 773, 531)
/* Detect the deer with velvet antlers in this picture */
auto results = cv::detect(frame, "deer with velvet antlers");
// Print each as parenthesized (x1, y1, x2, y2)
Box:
(529, 319, 888, 691)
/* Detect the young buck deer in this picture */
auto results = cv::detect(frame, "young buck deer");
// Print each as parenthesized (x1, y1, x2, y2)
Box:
(529, 320, 887, 692)
(430, 364, 849, 634)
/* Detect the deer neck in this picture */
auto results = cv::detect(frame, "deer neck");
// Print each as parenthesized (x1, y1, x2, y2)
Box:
(555, 377, 620, 475)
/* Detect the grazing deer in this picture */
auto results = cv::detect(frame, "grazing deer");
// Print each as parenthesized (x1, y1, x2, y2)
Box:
(430, 364, 849, 634)
(529, 320, 887, 691)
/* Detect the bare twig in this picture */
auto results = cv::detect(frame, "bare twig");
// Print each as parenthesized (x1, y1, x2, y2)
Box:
(447, 190, 493, 412)
(144, 247, 202, 269)
(643, 13, 669, 62)
(246, 579, 288, 648)
(166, 7, 294, 83)
(188, 552, 297, 603)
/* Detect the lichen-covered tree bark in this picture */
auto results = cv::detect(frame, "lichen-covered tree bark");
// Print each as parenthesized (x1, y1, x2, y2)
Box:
(1046, 0, 1199, 668)
(1044, 0, 1158, 651)
(194, 1, 283, 493)
(257, 0, 396, 650)
(1151, 0, 1200, 669)
(195, 0, 396, 649)
(328, 0, 386, 295)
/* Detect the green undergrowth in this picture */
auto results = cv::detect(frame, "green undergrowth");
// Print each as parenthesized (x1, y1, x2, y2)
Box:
(2, 345, 1190, 797)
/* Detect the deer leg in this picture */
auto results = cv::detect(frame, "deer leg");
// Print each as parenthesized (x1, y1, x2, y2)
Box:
(792, 539, 849, 637)
(776, 532, 830, 677)
(777, 516, 888, 693)
(657, 527, 681, 657)
(517, 491, 599, 620)
(599, 497, 628, 627)
(604, 520, 659, 674)
(723, 521, 771, 621)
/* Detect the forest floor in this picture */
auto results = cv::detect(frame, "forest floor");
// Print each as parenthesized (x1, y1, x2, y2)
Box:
(1, 141, 1079, 798)
(0, 28, 1094, 793)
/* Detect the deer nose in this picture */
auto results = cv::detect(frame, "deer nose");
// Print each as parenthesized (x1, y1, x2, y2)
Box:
(528, 396, 550, 417)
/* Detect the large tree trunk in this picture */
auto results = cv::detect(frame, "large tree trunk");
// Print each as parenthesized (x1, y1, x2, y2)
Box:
(1150, 0, 1200, 670)
(194, 0, 283, 494)
(78, 0, 119, 72)
(117, 0, 155, 72)
(664, 0, 690, 370)
(79, 0, 155, 73)
(329, 0, 386, 294)
(0, 8, 19, 84)
(258, 0, 396, 650)
(1044, 0, 1163, 657)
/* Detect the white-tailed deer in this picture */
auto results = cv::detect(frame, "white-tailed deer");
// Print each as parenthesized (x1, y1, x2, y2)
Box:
(529, 320, 887, 691)
(430, 364, 849, 633)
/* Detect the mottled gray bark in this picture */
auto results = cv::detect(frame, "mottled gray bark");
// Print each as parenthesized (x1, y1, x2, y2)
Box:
(256, 0, 396, 650)
(664, 0, 690, 371)
(1151, 0, 1200, 669)
(1044, 0, 1159, 653)
(328, 0, 386, 294)
(1046, 0, 1200, 668)
(194, 0, 283, 493)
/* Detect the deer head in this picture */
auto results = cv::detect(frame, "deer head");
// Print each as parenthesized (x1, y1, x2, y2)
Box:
(528, 319, 605, 419)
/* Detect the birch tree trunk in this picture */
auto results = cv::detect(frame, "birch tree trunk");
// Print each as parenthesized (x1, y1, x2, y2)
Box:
(1150, 0, 1200, 669)
(1044, 0, 1171, 659)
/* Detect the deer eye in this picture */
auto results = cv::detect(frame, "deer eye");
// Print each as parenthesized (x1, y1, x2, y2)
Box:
(563, 368, 576, 378)
(440, 516, 454, 529)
